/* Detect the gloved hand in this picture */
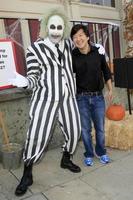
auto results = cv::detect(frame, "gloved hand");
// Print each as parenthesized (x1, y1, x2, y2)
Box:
(8, 71, 28, 87)
(95, 43, 105, 55)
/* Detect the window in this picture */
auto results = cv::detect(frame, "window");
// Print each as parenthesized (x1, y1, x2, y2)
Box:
(80, 0, 115, 7)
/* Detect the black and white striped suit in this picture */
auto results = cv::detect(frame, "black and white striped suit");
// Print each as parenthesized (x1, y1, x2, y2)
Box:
(23, 37, 81, 165)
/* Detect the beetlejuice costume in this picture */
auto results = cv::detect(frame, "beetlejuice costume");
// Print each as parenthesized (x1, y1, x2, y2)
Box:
(12, 11, 81, 196)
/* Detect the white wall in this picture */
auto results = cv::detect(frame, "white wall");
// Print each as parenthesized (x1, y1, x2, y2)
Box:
(0, 0, 64, 19)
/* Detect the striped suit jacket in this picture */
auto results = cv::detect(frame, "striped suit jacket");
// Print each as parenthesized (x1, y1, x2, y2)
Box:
(26, 37, 76, 102)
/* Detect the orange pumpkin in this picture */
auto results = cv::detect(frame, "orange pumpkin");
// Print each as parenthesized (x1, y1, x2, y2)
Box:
(106, 104, 125, 121)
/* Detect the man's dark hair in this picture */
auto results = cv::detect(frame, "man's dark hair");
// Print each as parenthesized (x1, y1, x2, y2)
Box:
(70, 24, 90, 40)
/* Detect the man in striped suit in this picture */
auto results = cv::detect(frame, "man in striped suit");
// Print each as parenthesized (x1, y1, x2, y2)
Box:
(10, 10, 82, 196)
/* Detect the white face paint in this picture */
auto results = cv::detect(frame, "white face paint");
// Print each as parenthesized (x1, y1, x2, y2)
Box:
(47, 15, 64, 44)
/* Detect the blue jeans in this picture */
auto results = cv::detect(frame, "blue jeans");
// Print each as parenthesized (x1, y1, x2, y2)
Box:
(77, 94, 106, 158)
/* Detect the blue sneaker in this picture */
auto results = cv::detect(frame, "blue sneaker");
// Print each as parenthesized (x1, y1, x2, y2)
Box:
(100, 155, 110, 164)
(84, 157, 93, 166)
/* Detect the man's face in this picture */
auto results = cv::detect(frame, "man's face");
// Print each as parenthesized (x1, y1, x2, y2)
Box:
(73, 29, 89, 50)
(47, 15, 64, 44)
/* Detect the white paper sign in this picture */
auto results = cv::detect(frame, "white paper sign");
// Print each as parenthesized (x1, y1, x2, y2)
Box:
(0, 39, 17, 89)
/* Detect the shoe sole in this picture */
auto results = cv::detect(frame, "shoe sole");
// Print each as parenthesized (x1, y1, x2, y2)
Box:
(15, 180, 33, 196)
(60, 165, 81, 173)
(100, 160, 110, 164)
(84, 161, 93, 166)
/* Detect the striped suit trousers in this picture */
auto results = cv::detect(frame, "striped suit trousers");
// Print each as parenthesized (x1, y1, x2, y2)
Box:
(23, 85, 81, 165)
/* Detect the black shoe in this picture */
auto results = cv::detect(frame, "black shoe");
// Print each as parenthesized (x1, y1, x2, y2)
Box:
(15, 174, 33, 196)
(60, 151, 81, 173)
(15, 164, 33, 196)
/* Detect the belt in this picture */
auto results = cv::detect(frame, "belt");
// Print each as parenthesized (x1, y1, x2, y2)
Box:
(77, 91, 102, 96)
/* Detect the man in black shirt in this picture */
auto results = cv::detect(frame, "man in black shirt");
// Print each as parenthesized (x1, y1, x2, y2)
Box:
(70, 24, 113, 166)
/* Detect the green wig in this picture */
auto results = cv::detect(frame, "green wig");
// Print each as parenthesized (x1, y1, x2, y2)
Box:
(39, 9, 70, 39)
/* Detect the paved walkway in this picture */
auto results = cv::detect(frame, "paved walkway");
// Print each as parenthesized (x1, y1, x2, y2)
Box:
(0, 141, 133, 200)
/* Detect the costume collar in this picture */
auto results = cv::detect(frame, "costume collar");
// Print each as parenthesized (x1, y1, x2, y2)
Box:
(42, 37, 65, 65)
(43, 37, 64, 54)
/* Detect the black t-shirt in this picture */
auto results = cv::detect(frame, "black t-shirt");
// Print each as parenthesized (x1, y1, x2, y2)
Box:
(72, 45, 112, 94)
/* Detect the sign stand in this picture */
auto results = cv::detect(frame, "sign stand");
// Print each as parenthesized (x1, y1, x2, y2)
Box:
(127, 89, 132, 115)
(0, 112, 10, 151)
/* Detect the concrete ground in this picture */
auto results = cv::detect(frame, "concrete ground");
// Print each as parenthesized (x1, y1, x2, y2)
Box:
(0, 141, 133, 200)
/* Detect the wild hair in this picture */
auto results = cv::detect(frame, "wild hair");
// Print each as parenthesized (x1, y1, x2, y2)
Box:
(39, 9, 70, 39)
